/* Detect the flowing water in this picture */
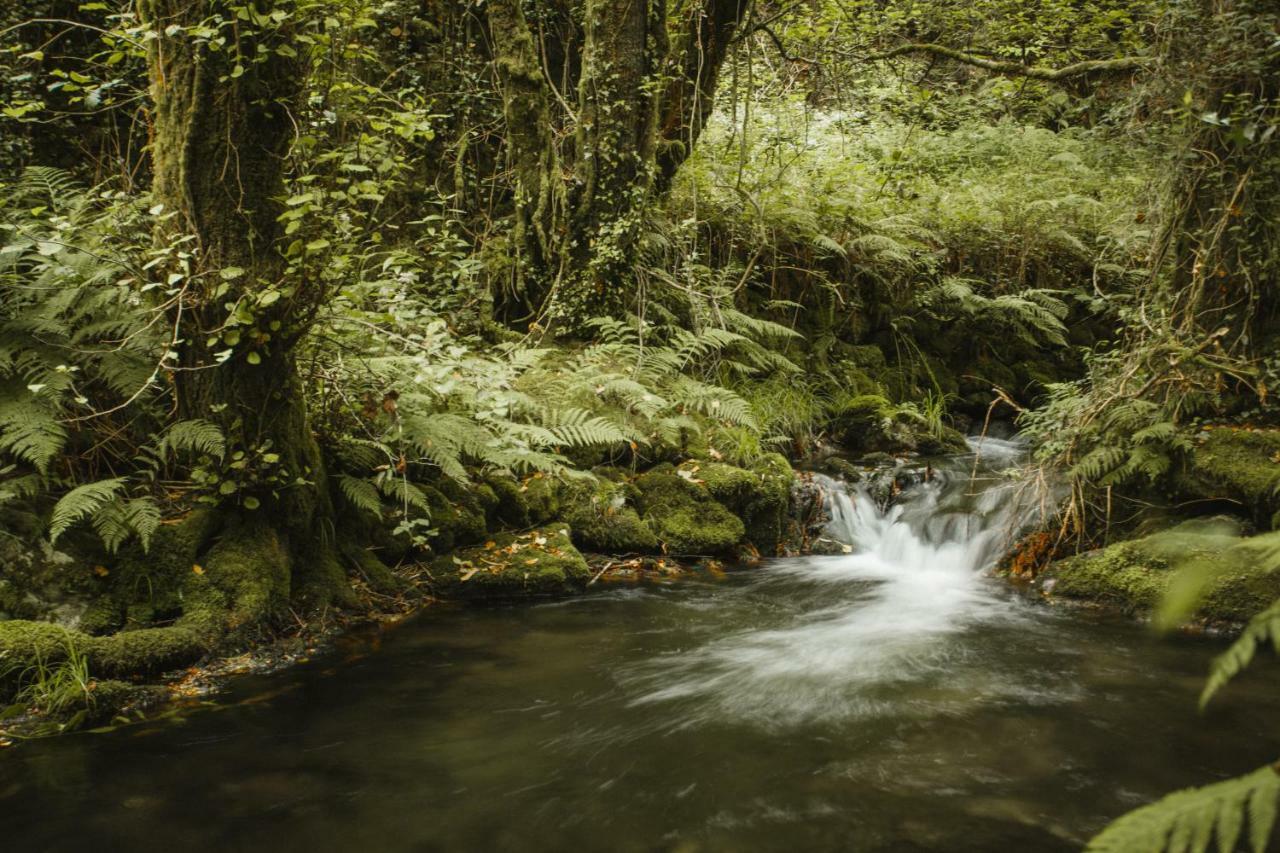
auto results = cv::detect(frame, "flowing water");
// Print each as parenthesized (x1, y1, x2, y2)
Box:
(4, 439, 1279, 852)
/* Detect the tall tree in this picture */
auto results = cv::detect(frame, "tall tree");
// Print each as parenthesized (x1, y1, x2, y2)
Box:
(489, 0, 753, 328)
(138, 0, 349, 608)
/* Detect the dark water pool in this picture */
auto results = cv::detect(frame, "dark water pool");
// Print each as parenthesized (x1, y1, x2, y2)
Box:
(2, 573, 1277, 853)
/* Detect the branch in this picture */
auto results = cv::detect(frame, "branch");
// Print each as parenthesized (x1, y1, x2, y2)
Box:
(868, 43, 1149, 81)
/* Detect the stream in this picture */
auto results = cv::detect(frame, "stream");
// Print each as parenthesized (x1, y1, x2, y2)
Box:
(4, 438, 1280, 852)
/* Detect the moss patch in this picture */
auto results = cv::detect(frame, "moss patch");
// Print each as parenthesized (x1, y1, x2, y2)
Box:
(429, 526, 590, 600)
(1175, 427, 1280, 529)
(1041, 519, 1280, 626)
(635, 465, 745, 555)
(562, 473, 658, 553)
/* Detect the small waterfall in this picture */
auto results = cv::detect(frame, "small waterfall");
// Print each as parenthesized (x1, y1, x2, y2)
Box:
(626, 436, 1050, 728)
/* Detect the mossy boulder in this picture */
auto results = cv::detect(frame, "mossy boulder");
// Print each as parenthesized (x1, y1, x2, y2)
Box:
(1174, 427, 1280, 529)
(522, 474, 570, 525)
(1040, 519, 1280, 626)
(562, 472, 658, 553)
(916, 425, 970, 456)
(429, 526, 590, 600)
(829, 394, 896, 449)
(680, 454, 796, 554)
(634, 465, 745, 555)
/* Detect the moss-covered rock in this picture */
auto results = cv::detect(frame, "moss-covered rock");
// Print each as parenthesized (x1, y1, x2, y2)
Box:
(1040, 519, 1280, 626)
(429, 526, 590, 600)
(1174, 427, 1280, 529)
(680, 454, 796, 554)
(916, 425, 970, 456)
(829, 394, 918, 454)
(634, 465, 745, 555)
(561, 472, 658, 553)
(522, 474, 570, 525)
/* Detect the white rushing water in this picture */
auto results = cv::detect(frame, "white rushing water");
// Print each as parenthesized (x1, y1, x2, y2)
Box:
(626, 437, 1052, 728)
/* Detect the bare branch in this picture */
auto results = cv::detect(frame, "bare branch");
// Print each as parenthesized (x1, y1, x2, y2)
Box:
(868, 43, 1150, 81)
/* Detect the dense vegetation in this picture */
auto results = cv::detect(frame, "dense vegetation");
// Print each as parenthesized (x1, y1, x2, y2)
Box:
(2, 0, 1279, 848)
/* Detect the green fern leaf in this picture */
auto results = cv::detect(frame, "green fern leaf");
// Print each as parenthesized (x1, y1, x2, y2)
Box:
(1087, 764, 1280, 853)
(49, 478, 128, 544)
(1201, 601, 1280, 709)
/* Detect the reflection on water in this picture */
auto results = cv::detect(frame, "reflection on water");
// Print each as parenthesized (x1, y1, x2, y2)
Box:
(3, 439, 1278, 852)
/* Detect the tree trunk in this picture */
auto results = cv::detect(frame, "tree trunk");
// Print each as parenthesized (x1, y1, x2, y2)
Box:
(655, 0, 751, 190)
(140, 0, 348, 607)
(486, 0, 751, 329)
(489, 0, 564, 322)
(548, 0, 667, 324)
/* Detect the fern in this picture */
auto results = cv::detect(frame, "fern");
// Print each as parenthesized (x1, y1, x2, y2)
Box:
(1087, 763, 1280, 853)
(92, 496, 162, 553)
(161, 419, 226, 461)
(1200, 601, 1280, 709)
(336, 473, 384, 516)
(48, 478, 128, 544)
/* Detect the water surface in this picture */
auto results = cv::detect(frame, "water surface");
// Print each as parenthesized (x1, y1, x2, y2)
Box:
(4, 442, 1277, 852)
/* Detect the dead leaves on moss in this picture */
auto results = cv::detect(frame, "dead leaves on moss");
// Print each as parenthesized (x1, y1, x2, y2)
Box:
(452, 529, 572, 581)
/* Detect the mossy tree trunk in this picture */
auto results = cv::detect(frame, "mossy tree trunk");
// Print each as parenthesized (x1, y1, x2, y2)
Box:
(1160, 0, 1280, 357)
(487, 0, 752, 328)
(139, 0, 350, 614)
(655, 0, 752, 190)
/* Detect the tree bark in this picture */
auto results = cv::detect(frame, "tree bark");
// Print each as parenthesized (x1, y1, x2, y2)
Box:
(489, 0, 564, 321)
(486, 0, 752, 328)
(656, 0, 752, 189)
(139, 0, 347, 604)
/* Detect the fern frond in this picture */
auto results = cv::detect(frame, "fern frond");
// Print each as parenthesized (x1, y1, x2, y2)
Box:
(1086, 763, 1280, 853)
(1201, 600, 1280, 709)
(91, 496, 161, 553)
(336, 474, 383, 516)
(49, 478, 128, 544)
(161, 419, 226, 461)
